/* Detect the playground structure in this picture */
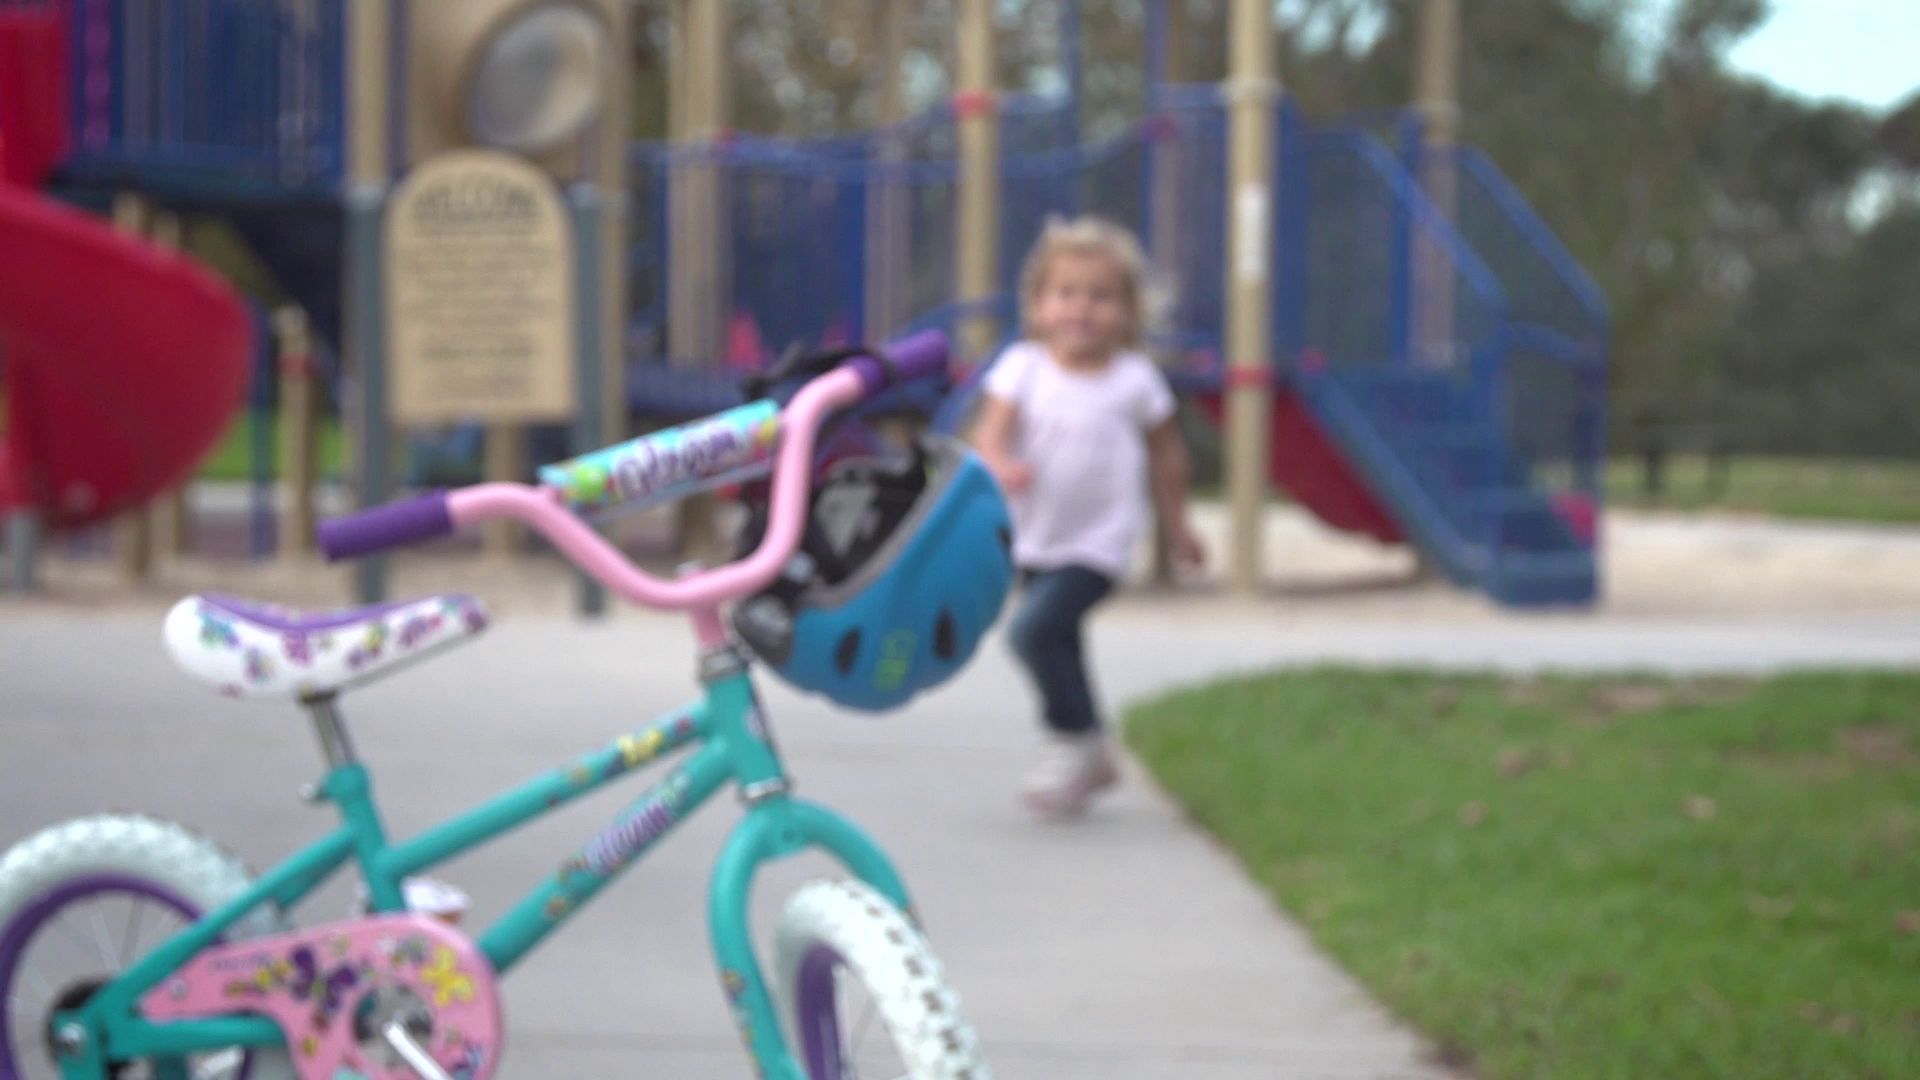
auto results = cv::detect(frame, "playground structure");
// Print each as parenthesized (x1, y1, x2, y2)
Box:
(0, 0, 1607, 608)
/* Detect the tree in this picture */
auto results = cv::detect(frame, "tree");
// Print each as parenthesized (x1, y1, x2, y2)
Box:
(624, 1, 1920, 456)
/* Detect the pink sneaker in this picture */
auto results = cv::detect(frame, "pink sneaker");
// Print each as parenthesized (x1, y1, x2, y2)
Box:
(1021, 734, 1120, 818)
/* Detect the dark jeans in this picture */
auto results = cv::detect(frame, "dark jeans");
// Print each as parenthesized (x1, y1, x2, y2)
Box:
(1005, 565, 1116, 735)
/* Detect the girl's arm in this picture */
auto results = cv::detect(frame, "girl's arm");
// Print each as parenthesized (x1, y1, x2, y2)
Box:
(970, 394, 1032, 494)
(1146, 417, 1205, 568)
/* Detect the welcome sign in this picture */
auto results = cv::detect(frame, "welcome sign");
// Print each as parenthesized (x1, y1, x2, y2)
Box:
(386, 149, 576, 423)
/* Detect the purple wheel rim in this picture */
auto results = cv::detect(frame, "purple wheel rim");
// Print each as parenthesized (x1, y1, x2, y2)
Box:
(0, 873, 250, 1080)
(794, 944, 848, 1079)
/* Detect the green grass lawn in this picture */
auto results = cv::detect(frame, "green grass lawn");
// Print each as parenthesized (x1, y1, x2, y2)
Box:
(1607, 455, 1920, 525)
(197, 415, 347, 483)
(1126, 669, 1920, 1079)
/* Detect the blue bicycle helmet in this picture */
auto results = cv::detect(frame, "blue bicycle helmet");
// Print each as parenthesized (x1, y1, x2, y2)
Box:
(731, 434, 1014, 712)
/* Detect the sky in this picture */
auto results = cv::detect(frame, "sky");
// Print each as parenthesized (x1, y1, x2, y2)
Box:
(1685, 0, 1919, 112)
(1288, 1, 1919, 114)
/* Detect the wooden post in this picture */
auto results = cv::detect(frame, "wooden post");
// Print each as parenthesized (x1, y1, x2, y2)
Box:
(276, 306, 318, 557)
(1414, 0, 1461, 367)
(668, 0, 729, 565)
(346, 0, 393, 601)
(148, 210, 194, 560)
(955, 0, 1000, 361)
(598, 0, 632, 463)
(111, 192, 155, 582)
(482, 425, 526, 555)
(1148, 4, 1185, 265)
(666, 0, 691, 356)
(1224, 0, 1275, 594)
(669, 0, 727, 364)
(865, 0, 910, 344)
(1149, 0, 1184, 586)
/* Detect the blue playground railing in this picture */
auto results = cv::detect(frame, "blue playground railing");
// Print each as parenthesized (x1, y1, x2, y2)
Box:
(1296, 123, 1515, 552)
(1303, 127, 1509, 377)
(1145, 91, 1228, 358)
(627, 94, 1082, 381)
(37, 0, 348, 193)
(2, 0, 1608, 595)
(1437, 143, 1609, 509)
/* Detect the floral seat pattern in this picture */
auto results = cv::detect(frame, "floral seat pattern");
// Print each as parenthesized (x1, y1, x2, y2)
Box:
(162, 592, 490, 702)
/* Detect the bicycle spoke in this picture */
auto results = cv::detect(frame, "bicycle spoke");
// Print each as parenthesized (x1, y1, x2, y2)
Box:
(848, 977, 878, 1053)
(836, 975, 858, 1077)
(24, 965, 55, 1001)
(121, 896, 149, 968)
(7, 984, 50, 1019)
(834, 971, 894, 1080)
(49, 911, 96, 963)
(852, 997, 879, 1058)
(16, 957, 60, 1070)
(89, 905, 118, 969)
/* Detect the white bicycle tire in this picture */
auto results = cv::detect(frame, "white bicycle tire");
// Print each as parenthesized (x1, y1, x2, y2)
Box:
(0, 813, 295, 1080)
(773, 878, 990, 1079)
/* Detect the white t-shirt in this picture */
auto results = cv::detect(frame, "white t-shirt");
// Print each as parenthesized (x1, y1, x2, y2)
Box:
(982, 341, 1177, 579)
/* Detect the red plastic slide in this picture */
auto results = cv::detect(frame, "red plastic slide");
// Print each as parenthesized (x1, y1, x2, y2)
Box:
(1196, 389, 1404, 545)
(0, 186, 251, 530)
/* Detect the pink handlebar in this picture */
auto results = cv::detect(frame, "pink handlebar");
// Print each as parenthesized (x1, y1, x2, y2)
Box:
(316, 332, 950, 611)
(448, 367, 859, 611)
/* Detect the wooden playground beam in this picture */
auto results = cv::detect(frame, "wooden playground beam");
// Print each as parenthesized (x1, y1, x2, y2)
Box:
(345, 0, 393, 602)
(1225, 0, 1276, 594)
(483, 425, 526, 556)
(955, 0, 1000, 362)
(597, 0, 632, 468)
(1414, 0, 1461, 367)
(669, 0, 727, 367)
(148, 209, 193, 564)
(276, 306, 318, 559)
(1148, 0, 1183, 587)
(1415, 0, 1462, 150)
(865, 0, 910, 344)
(668, 0, 730, 566)
(111, 192, 154, 583)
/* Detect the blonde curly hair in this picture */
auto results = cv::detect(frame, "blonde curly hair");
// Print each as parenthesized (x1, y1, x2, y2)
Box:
(1017, 215, 1163, 348)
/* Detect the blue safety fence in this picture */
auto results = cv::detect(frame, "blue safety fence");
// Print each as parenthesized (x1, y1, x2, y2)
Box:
(1144, 87, 1229, 360)
(628, 95, 1059, 418)
(24, 0, 349, 195)
(1299, 127, 1506, 377)
(1, 0, 1608, 600)
(1440, 144, 1609, 499)
(1287, 113, 1601, 604)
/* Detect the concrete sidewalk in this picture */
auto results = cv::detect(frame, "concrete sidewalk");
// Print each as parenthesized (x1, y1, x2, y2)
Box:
(9, 594, 1920, 1077)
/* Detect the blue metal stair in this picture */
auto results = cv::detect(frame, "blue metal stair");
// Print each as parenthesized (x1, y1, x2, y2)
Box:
(1301, 365, 1597, 606)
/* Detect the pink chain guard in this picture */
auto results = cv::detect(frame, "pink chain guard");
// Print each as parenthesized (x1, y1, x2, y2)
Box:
(140, 914, 503, 1080)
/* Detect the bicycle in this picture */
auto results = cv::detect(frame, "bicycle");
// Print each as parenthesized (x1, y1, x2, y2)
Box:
(0, 331, 1007, 1079)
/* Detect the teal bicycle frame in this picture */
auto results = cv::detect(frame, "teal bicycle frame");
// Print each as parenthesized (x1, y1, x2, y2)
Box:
(53, 646, 911, 1080)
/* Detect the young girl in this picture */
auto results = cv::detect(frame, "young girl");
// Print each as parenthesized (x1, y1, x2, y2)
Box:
(971, 216, 1206, 818)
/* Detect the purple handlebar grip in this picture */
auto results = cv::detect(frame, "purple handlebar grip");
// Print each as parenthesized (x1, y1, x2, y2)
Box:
(317, 491, 454, 561)
(848, 329, 950, 393)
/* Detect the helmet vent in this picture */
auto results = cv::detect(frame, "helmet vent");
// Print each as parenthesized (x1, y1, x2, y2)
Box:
(833, 629, 861, 674)
(996, 526, 1012, 555)
(933, 610, 958, 659)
